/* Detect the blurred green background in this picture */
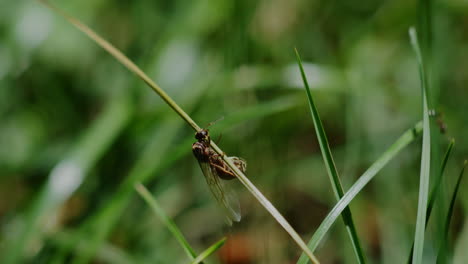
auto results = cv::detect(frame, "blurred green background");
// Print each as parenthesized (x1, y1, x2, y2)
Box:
(0, 0, 467, 263)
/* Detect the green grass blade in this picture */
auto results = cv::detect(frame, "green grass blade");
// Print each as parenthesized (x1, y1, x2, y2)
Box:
(426, 140, 454, 223)
(409, 27, 432, 264)
(407, 139, 455, 263)
(190, 237, 226, 264)
(436, 161, 467, 264)
(134, 183, 198, 261)
(297, 121, 423, 264)
(295, 48, 366, 264)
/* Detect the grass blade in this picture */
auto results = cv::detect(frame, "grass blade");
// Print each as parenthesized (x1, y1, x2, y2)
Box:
(190, 237, 226, 264)
(297, 121, 423, 264)
(436, 161, 467, 264)
(426, 140, 454, 224)
(295, 48, 366, 264)
(39, 2, 321, 263)
(406, 139, 455, 263)
(134, 183, 198, 261)
(409, 27, 432, 264)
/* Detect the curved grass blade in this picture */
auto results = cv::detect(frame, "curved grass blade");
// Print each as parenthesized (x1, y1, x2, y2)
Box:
(297, 121, 423, 264)
(190, 237, 226, 264)
(406, 139, 455, 263)
(409, 27, 432, 264)
(38, 2, 321, 263)
(426, 140, 454, 224)
(295, 48, 366, 264)
(436, 161, 467, 264)
(134, 183, 199, 261)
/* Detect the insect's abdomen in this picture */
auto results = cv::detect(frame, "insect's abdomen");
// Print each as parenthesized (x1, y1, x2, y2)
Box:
(213, 157, 247, 180)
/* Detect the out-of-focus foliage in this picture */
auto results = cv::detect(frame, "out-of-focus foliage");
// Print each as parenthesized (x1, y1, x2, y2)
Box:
(0, 0, 467, 263)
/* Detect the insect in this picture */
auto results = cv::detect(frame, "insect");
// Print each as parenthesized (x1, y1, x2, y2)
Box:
(192, 128, 247, 224)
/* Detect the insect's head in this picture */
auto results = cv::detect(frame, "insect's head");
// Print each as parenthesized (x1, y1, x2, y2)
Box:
(195, 129, 210, 144)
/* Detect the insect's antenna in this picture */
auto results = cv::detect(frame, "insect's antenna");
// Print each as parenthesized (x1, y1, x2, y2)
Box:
(206, 116, 225, 128)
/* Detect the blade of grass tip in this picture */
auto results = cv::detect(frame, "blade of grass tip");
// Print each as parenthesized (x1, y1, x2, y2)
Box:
(190, 237, 227, 264)
(409, 27, 432, 264)
(436, 161, 467, 264)
(134, 183, 198, 261)
(39, 2, 320, 263)
(294, 48, 366, 264)
(37, 0, 201, 132)
(407, 139, 455, 264)
(297, 121, 423, 264)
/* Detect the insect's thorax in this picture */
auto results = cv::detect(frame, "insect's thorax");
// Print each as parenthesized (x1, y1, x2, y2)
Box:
(192, 141, 210, 162)
(195, 129, 210, 144)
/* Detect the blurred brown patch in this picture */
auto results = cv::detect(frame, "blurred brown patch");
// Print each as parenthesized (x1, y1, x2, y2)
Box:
(219, 233, 254, 264)
(361, 203, 381, 259)
(58, 195, 86, 226)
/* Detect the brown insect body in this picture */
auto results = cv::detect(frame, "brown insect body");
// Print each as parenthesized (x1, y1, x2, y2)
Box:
(192, 128, 246, 223)
(192, 129, 246, 180)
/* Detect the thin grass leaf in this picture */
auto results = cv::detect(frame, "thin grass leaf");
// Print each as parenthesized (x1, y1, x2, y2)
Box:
(407, 139, 455, 263)
(134, 183, 198, 261)
(436, 161, 467, 264)
(426, 140, 454, 224)
(189, 237, 226, 264)
(297, 121, 423, 264)
(409, 27, 432, 264)
(39, 2, 320, 263)
(294, 48, 366, 264)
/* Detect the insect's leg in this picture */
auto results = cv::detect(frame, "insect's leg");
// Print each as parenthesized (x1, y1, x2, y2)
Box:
(211, 163, 231, 173)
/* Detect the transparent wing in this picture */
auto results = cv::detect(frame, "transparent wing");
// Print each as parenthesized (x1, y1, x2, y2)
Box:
(197, 160, 241, 225)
